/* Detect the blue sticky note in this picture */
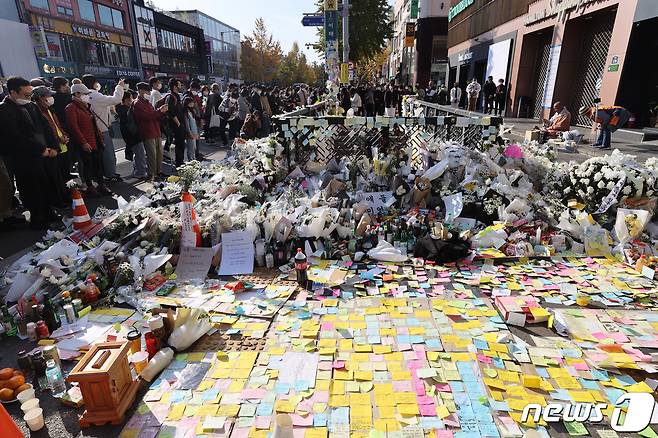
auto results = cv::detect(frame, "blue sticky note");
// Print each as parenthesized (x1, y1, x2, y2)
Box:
(296, 380, 310, 391)
(256, 402, 273, 416)
(473, 338, 489, 350)
(275, 382, 291, 394)
(478, 422, 500, 437)
(313, 413, 327, 427)
(426, 339, 441, 349)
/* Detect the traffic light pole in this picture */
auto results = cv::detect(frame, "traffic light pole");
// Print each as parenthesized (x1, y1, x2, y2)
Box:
(342, 0, 349, 64)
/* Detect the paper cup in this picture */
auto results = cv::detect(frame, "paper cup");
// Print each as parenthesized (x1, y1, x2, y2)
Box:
(20, 398, 40, 413)
(24, 408, 44, 431)
(16, 388, 35, 404)
(131, 351, 149, 374)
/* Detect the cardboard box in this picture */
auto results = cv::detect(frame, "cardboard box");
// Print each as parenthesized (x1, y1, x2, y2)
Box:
(525, 130, 541, 142)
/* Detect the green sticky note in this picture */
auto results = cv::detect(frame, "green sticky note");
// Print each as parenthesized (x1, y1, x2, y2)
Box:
(565, 422, 589, 436)
(137, 403, 151, 415)
(639, 427, 658, 438)
(78, 305, 92, 318)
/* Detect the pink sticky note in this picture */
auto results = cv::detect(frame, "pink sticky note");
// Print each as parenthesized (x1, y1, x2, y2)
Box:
(572, 362, 589, 371)
(255, 416, 271, 429)
(321, 323, 333, 330)
(435, 383, 452, 392)
(290, 413, 313, 426)
(241, 388, 267, 399)
(318, 361, 333, 371)
(393, 381, 413, 392)
(416, 395, 435, 405)
(435, 431, 454, 438)
(333, 361, 345, 369)
(419, 403, 437, 416)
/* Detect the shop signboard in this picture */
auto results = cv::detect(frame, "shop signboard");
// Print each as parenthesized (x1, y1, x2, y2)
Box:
(115, 68, 141, 78)
(33, 16, 133, 47)
(404, 22, 415, 48)
(30, 26, 49, 58)
(448, 0, 474, 22)
(524, 0, 597, 26)
(39, 59, 77, 76)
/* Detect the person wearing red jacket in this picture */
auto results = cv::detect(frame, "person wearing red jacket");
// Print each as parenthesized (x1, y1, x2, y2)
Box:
(133, 82, 168, 181)
(65, 83, 111, 197)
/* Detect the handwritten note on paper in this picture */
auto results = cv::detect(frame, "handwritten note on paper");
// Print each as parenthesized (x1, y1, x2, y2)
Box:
(218, 231, 254, 276)
(175, 246, 215, 281)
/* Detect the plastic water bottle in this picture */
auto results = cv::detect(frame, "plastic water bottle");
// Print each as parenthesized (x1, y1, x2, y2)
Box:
(45, 359, 67, 397)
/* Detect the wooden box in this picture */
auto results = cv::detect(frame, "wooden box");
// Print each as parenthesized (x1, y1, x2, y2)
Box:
(66, 341, 140, 427)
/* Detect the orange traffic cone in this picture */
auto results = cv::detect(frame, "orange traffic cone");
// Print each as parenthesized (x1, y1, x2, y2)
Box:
(0, 403, 24, 437)
(72, 188, 92, 230)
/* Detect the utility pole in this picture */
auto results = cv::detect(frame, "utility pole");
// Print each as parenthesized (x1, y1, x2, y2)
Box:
(342, 0, 349, 64)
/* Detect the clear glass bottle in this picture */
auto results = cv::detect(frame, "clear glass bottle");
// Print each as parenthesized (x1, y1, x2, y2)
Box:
(45, 359, 67, 397)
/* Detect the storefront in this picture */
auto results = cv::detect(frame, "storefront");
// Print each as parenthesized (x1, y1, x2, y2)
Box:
(448, 32, 516, 110)
(132, 0, 206, 83)
(29, 15, 136, 81)
(448, 0, 658, 124)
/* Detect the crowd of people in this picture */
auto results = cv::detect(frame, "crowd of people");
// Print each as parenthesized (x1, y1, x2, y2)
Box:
(338, 83, 416, 117)
(0, 74, 323, 231)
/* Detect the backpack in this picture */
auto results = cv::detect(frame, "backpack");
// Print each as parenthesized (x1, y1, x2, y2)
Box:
(125, 103, 138, 137)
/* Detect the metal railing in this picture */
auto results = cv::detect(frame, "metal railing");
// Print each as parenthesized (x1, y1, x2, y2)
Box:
(274, 114, 503, 173)
(407, 98, 504, 120)
(275, 100, 328, 119)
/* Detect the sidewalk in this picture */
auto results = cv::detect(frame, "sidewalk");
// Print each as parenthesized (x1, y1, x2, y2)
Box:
(501, 117, 658, 163)
(0, 137, 228, 261)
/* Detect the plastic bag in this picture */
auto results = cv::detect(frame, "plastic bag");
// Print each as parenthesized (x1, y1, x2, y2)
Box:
(471, 225, 508, 249)
(583, 225, 612, 257)
(367, 240, 408, 262)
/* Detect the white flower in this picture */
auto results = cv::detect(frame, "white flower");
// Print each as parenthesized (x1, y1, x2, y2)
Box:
(593, 173, 602, 182)
(607, 182, 615, 190)
(623, 186, 632, 195)
(582, 179, 590, 185)
(564, 187, 572, 194)
(587, 187, 594, 194)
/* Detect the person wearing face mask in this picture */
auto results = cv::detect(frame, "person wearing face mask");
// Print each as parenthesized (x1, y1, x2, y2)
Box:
(133, 82, 168, 181)
(0, 76, 61, 228)
(66, 83, 112, 198)
(149, 77, 163, 108)
(227, 91, 241, 142)
(116, 90, 148, 180)
(164, 78, 187, 166)
(203, 83, 223, 144)
(182, 96, 199, 162)
(81, 74, 125, 182)
(33, 86, 69, 207)
(183, 80, 205, 161)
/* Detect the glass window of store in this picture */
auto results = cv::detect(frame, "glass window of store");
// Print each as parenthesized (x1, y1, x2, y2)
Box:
(98, 4, 123, 29)
(78, 0, 95, 22)
(57, 5, 73, 16)
(30, 0, 50, 10)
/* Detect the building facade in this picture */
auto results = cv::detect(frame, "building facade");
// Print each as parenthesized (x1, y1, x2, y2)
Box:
(388, 0, 449, 87)
(19, 0, 140, 84)
(168, 10, 240, 85)
(448, 0, 658, 126)
(132, 1, 206, 82)
(0, 0, 40, 79)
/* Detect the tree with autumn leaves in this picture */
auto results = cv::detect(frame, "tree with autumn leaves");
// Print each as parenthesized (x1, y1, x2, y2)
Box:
(241, 18, 322, 86)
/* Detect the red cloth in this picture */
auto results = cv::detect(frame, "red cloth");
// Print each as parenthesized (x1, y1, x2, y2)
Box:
(66, 100, 99, 150)
(133, 96, 164, 140)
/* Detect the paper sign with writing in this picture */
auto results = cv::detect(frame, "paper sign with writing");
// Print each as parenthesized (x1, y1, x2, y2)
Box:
(175, 246, 215, 281)
(362, 192, 394, 216)
(218, 231, 255, 276)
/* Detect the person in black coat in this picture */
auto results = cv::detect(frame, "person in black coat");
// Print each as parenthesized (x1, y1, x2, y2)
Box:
(483, 76, 497, 114)
(374, 85, 385, 116)
(0, 77, 60, 228)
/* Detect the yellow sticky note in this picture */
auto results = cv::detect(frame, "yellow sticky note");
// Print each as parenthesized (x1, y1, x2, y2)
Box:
(397, 403, 420, 416)
(167, 404, 186, 421)
(522, 375, 541, 389)
(436, 404, 450, 419)
(197, 404, 218, 416)
(275, 399, 296, 413)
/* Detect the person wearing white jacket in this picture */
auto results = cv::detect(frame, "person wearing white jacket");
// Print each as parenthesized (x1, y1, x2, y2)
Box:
(81, 74, 125, 181)
(450, 83, 462, 108)
(466, 78, 481, 112)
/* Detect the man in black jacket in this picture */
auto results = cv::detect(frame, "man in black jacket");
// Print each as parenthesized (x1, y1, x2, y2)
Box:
(165, 78, 186, 166)
(51, 76, 75, 179)
(483, 76, 497, 114)
(0, 77, 60, 228)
